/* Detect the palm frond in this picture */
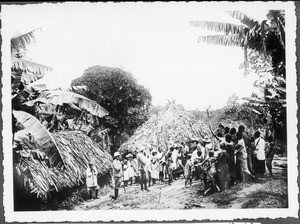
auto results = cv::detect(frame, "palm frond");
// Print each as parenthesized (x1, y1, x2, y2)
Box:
(198, 35, 243, 47)
(190, 21, 245, 35)
(11, 28, 42, 52)
(24, 90, 109, 118)
(267, 10, 285, 26)
(12, 57, 52, 75)
(225, 10, 260, 29)
(13, 110, 65, 167)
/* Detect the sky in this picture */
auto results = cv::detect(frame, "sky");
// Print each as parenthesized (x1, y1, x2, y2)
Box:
(2, 2, 283, 111)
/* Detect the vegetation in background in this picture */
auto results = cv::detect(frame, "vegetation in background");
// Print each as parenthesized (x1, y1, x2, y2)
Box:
(11, 29, 113, 210)
(190, 10, 286, 145)
(71, 66, 152, 153)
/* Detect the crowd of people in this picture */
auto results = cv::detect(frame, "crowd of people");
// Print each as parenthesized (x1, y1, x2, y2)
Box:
(88, 125, 277, 200)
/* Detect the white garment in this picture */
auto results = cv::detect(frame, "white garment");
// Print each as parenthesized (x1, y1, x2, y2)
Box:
(123, 164, 130, 181)
(157, 152, 163, 160)
(150, 161, 159, 179)
(183, 145, 189, 154)
(237, 139, 247, 160)
(255, 137, 266, 160)
(86, 167, 98, 188)
(128, 161, 134, 178)
(171, 149, 178, 169)
(191, 149, 199, 164)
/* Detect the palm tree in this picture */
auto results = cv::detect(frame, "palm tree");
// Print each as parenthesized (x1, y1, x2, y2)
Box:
(12, 28, 109, 158)
(11, 28, 53, 95)
(190, 10, 286, 144)
(190, 10, 285, 77)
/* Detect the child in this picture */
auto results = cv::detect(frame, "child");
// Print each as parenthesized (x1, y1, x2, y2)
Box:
(184, 154, 193, 187)
(123, 159, 129, 187)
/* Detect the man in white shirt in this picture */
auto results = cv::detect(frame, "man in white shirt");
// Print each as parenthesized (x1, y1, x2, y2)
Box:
(253, 131, 266, 177)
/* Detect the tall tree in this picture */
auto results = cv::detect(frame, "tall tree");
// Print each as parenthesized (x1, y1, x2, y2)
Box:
(71, 66, 152, 152)
(190, 10, 286, 144)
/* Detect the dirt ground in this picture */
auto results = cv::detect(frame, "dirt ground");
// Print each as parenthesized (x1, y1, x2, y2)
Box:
(73, 155, 288, 210)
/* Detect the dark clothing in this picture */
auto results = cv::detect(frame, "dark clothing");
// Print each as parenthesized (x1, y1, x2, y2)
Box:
(253, 157, 266, 175)
(225, 142, 235, 185)
(216, 151, 230, 191)
(242, 132, 250, 148)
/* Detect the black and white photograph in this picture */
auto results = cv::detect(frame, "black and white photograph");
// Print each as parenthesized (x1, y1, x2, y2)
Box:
(1, 1, 298, 222)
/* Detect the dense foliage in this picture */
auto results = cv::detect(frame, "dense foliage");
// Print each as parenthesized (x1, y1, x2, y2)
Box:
(71, 66, 152, 152)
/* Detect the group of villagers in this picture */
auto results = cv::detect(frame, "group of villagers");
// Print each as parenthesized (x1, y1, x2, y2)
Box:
(181, 125, 276, 194)
(87, 125, 276, 200)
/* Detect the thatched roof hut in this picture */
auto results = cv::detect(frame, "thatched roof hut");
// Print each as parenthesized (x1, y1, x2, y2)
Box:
(119, 102, 211, 154)
(14, 131, 113, 199)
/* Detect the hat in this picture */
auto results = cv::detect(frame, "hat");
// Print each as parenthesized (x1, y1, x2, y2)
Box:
(190, 138, 199, 143)
(202, 136, 211, 143)
(114, 151, 121, 158)
(126, 154, 133, 158)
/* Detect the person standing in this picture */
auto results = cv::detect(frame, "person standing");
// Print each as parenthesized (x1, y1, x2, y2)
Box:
(265, 136, 276, 178)
(86, 161, 99, 200)
(216, 150, 230, 191)
(190, 138, 199, 163)
(184, 154, 193, 187)
(181, 141, 189, 159)
(224, 134, 235, 186)
(111, 152, 122, 200)
(171, 145, 179, 180)
(190, 139, 200, 180)
(253, 131, 267, 179)
(238, 125, 253, 174)
(136, 149, 149, 191)
(253, 131, 266, 179)
(235, 132, 252, 182)
(126, 154, 135, 185)
(150, 150, 159, 185)
(123, 159, 130, 187)
(201, 136, 212, 159)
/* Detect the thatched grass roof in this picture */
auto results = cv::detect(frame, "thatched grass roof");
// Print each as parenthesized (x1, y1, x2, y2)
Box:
(14, 131, 113, 198)
(119, 102, 211, 154)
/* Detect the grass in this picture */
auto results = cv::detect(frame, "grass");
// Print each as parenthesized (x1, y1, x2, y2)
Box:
(209, 182, 249, 208)
(242, 191, 288, 208)
(57, 185, 112, 210)
(241, 179, 288, 208)
(211, 191, 237, 207)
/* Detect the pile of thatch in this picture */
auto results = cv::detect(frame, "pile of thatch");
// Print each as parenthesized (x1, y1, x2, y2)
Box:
(14, 131, 113, 199)
(119, 102, 211, 154)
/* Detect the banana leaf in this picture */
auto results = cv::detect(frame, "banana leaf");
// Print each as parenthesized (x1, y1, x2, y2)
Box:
(24, 90, 108, 118)
(13, 110, 65, 167)
(12, 57, 52, 75)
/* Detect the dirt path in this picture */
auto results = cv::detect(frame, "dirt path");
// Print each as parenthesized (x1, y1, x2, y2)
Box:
(73, 155, 287, 210)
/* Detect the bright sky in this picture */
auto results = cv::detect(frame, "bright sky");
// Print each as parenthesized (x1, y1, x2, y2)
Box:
(2, 2, 283, 110)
